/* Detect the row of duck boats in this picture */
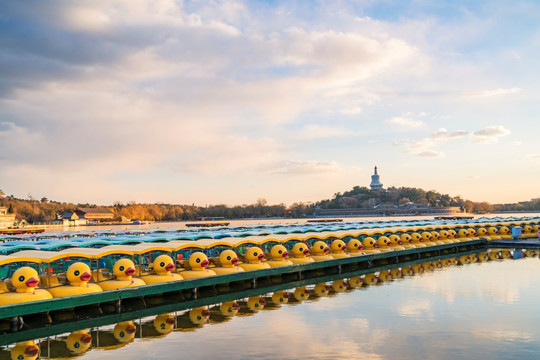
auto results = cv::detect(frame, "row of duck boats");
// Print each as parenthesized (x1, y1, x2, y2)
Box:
(1, 252, 534, 359)
(0, 221, 537, 306)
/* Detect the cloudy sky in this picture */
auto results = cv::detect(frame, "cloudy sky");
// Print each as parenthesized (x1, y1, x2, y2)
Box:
(0, 0, 538, 206)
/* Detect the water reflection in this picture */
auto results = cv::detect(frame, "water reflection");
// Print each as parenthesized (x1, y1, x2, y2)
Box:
(1, 254, 539, 359)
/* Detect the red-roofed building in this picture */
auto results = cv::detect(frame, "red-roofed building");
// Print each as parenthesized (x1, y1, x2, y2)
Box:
(75, 207, 115, 222)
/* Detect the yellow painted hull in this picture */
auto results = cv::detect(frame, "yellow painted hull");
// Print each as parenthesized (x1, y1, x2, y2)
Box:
(49, 283, 103, 298)
(289, 257, 315, 264)
(139, 273, 184, 284)
(238, 263, 271, 271)
(0, 289, 52, 305)
(266, 260, 294, 267)
(180, 270, 217, 279)
(330, 253, 350, 258)
(99, 278, 146, 291)
(212, 266, 245, 275)
(310, 254, 334, 261)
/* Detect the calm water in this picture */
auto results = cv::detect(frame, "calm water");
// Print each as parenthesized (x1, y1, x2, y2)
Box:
(43, 212, 540, 233)
(7, 256, 540, 360)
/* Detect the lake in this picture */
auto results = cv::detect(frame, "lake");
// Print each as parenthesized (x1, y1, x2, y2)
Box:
(6, 254, 539, 360)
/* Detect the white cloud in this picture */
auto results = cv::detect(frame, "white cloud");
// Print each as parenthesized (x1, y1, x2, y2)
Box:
(431, 128, 469, 139)
(472, 125, 511, 143)
(267, 160, 359, 175)
(512, 141, 522, 146)
(338, 106, 363, 115)
(387, 117, 424, 127)
(526, 154, 540, 163)
(395, 125, 509, 158)
(464, 87, 521, 98)
(473, 125, 511, 137)
(417, 150, 445, 157)
(300, 124, 356, 139)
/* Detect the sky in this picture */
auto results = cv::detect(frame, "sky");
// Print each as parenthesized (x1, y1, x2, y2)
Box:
(0, 0, 539, 206)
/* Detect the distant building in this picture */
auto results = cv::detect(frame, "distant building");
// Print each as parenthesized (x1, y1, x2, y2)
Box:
(313, 166, 462, 217)
(0, 207, 16, 228)
(370, 166, 383, 191)
(75, 207, 114, 222)
(57, 212, 87, 226)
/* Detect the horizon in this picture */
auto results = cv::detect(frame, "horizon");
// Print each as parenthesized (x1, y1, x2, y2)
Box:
(1, 1, 539, 206)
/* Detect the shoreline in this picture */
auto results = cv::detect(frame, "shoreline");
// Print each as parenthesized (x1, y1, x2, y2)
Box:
(7, 211, 539, 234)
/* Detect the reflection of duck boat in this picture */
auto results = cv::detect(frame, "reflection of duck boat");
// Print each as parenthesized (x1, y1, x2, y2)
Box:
(138, 314, 176, 338)
(209, 301, 240, 323)
(38, 330, 92, 359)
(91, 322, 136, 350)
(0, 341, 40, 360)
(176, 307, 210, 331)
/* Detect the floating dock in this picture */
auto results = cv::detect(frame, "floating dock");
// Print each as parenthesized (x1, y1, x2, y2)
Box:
(0, 242, 487, 345)
(0, 240, 486, 323)
(487, 239, 540, 249)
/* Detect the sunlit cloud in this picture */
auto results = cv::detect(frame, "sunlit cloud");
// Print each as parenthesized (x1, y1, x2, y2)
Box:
(387, 117, 424, 128)
(417, 150, 445, 157)
(301, 124, 357, 139)
(431, 128, 469, 139)
(464, 87, 521, 98)
(395, 125, 511, 158)
(338, 106, 363, 115)
(267, 160, 360, 175)
(472, 125, 511, 143)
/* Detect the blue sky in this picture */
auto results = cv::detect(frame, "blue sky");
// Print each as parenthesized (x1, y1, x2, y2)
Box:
(0, 0, 538, 206)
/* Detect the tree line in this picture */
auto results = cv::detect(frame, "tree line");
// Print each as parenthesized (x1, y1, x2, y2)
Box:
(0, 188, 538, 224)
(0, 194, 315, 223)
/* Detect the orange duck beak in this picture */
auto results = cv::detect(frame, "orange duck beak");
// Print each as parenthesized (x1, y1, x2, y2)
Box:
(25, 277, 39, 288)
(80, 272, 92, 282)
(125, 267, 136, 276)
(165, 263, 175, 271)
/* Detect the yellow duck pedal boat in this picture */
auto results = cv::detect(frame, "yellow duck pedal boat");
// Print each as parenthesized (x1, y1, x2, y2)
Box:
(180, 252, 217, 279)
(0, 267, 52, 305)
(266, 245, 294, 267)
(140, 255, 184, 284)
(99, 259, 147, 291)
(289, 243, 316, 264)
(212, 250, 245, 274)
(49, 262, 103, 298)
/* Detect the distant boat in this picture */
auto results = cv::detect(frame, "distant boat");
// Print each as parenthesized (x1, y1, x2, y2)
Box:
(131, 220, 150, 225)
(434, 216, 474, 220)
(0, 227, 45, 235)
(307, 219, 343, 223)
(185, 222, 230, 228)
